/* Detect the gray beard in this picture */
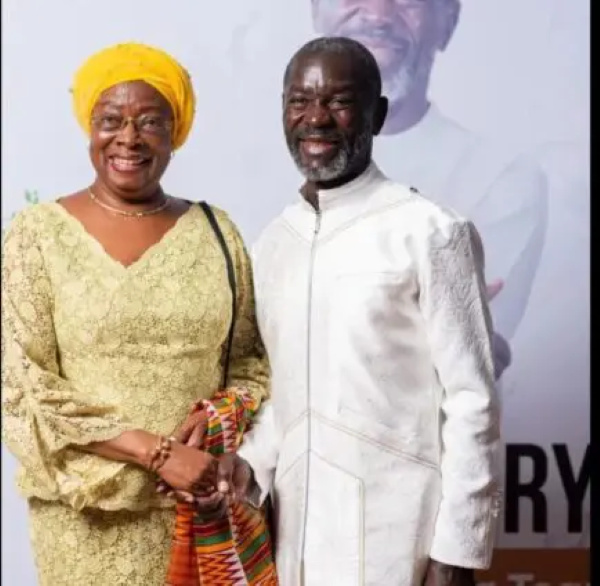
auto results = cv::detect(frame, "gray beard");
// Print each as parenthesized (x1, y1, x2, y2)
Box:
(289, 128, 372, 183)
(380, 50, 435, 112)
(382, 65, 416, 106)
(291, 147, 350, 182)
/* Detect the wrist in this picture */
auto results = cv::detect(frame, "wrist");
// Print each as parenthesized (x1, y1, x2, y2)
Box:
(121, 430, 161, 468)
(426, 559, 475, 581)
(239, 456, 262, 507)
(146, 435, 176, 473)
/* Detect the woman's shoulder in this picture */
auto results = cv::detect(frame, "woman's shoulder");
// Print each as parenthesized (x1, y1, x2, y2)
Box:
(192, 201, 243, 238)
(3, 200, 63, 242)
(1, 202, 68, 265)
(190, 201, 253, 262)
(196, 201, 231, 223)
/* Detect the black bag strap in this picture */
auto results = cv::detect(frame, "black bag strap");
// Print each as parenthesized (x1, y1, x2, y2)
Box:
(199, 201, 237, 388)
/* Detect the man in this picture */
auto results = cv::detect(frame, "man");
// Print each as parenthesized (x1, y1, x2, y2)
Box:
(310, 0, 549, 376)
(220, 37, 501, 586)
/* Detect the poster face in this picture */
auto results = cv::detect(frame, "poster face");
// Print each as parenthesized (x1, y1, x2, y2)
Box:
(2, 1, 589, 584)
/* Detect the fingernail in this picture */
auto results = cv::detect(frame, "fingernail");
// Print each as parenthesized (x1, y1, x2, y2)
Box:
(218, 481, 229, 493)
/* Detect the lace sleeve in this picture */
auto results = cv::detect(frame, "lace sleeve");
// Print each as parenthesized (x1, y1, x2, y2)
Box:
(1, 210, 135, 509)
(418, 218, 502, 569)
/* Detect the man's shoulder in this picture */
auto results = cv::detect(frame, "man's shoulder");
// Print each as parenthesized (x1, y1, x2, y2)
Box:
(251, 202, 300, 257)
(376, 179, 467, 231)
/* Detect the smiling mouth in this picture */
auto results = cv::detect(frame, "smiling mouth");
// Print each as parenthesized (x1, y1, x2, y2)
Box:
(343, 28, 410, 54)
(299, 139, 339, 157)
(109, 156, 151, 173)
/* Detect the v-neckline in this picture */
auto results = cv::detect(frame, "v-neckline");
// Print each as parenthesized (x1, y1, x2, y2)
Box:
(49, 201, 197, 272)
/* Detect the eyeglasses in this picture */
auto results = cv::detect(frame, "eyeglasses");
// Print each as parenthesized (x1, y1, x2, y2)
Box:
(91, 113, 173, 136)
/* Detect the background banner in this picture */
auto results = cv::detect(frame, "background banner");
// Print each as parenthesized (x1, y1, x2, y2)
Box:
(2, 1, 590, 583)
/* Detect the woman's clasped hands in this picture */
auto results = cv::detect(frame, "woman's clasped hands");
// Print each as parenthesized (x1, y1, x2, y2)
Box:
(154, 404, 233, 517)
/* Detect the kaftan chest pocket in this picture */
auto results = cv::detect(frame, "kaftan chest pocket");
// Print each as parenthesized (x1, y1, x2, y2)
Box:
(324, 271, 437, 462)
(329, 270, 417, 324)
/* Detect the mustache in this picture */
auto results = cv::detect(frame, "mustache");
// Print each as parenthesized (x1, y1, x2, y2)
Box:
(294, 128, 344, 143)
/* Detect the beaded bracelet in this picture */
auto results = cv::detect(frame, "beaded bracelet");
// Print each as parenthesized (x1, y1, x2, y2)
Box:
(148, 435, 175, 473)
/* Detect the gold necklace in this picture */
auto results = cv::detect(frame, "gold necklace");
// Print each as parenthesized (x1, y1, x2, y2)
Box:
(88, 188, 171, 218)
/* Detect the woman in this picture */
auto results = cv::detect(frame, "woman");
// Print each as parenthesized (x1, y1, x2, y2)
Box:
(2, 43, 272, 585)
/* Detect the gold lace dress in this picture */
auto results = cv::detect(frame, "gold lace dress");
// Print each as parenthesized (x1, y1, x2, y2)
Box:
(1, 202, 270, 585)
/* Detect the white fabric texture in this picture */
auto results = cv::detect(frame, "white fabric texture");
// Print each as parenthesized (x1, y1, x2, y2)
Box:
(375, 104, 548, 340)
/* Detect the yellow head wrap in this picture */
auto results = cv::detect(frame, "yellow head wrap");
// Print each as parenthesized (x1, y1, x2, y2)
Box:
(71, 42, 196, 149)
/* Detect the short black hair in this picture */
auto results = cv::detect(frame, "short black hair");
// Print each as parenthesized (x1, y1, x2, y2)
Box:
(283, 36, 382, 103)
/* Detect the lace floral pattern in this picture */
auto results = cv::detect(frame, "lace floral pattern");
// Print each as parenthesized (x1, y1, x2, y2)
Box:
(1, 202, 269, 585)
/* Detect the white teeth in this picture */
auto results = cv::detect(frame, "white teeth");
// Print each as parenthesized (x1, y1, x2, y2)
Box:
(303, 141, 334, 155)
(111, 158, 146, 171)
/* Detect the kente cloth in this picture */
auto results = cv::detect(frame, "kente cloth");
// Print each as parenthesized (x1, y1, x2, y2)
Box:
(165, 388, 278, 586)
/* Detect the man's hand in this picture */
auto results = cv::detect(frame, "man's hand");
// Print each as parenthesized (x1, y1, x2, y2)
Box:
(423, 559, 476, 586)
(491, 331, 511, 380)
(485, 279, 504, 302)
(216, 453, 255, 503)
(486, 279, 512, 379)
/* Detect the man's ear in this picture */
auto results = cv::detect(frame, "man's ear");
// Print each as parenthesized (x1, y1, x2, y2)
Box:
(436, 0, 461, 52)
(372, 96, 389, 136)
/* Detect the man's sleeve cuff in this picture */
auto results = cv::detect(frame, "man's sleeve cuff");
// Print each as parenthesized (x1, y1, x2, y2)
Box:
(237, 447, 272, 507)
